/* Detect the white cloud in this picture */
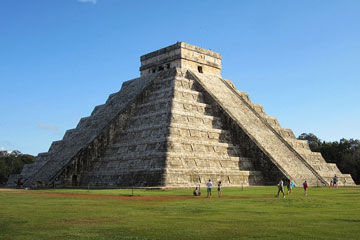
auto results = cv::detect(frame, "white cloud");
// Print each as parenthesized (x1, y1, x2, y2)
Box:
(0, 147, 5, 151)
(78, 0, 97, 4)
(37, 124, 59, 131)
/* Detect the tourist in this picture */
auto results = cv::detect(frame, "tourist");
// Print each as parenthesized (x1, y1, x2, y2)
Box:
(193, 187, 201, 196)
(286, 180, 292, 195)
(17, 177, 24, 189)
(333, 175, 338, 188)
(330, 180, 333, 187)
(276, 178, 285, 198)
(303, 180, 308, 196)
(206, 179, 212, 198)
(217, 181, 222, 197)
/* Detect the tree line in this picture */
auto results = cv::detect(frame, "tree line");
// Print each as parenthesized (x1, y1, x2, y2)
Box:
(0, 153, 35, 185)
(298, 133, 360, 184)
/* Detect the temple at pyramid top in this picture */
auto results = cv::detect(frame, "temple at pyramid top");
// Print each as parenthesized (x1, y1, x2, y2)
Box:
(140, 42, 222, 77)
(8, 42, 355, 189)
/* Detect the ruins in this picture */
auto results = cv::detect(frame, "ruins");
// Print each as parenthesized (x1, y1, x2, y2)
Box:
(8, 42, 355, 188)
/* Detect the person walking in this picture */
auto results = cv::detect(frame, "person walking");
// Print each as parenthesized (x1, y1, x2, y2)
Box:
(217, 181, 222, 197)
(303, 180, 308, 196)
(206, 179, 213, 198)
(276, 178, 285, 198)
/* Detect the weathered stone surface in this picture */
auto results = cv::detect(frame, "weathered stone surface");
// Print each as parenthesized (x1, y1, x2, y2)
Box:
(9, 42, 355, 188)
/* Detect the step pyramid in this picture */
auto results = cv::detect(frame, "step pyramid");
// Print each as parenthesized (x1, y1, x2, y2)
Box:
(9, 42, 355, 188)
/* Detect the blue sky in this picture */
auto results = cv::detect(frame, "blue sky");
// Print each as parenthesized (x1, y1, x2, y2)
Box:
(1, 0, 359, 155)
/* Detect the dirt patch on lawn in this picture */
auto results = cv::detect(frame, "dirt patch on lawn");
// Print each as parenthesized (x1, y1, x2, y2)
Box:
(0, 188, 25, 193)
(36, 192, 194, 201)
(2, 189, 273, 201)
(5, 190, 195, 201)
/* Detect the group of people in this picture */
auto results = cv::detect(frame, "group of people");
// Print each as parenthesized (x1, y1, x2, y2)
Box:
(193, 179, 222, 197)
(194, 175, 339, 199)
(276, 178, 308, 198)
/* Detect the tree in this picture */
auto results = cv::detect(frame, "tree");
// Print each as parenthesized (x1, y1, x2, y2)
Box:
(298, 133, 322, 151)
(0, 154, 35, 185)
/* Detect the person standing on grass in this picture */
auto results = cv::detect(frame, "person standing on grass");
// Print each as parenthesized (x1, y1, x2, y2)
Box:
(333, 175, 338, 188)
(217, 181, 222, 197)
(276, 178, 285, 198)
(303, 180, 308, 196)
(286, 180, 292, 195)
(206, 179, 213, 198)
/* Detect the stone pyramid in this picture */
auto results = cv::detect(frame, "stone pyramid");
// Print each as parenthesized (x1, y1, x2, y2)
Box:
(9, 42, 355, 188)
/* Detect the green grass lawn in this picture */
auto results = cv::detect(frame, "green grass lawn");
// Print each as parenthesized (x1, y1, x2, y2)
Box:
(1, 186, 360, 240)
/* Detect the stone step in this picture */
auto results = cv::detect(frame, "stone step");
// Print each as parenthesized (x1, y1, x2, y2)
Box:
(63, 129, 76, 140)
(150, 75, 175, 90)
(251, 103, 266, 117)
(114, 124, 169, 143)
(173, 88, 204, 104)
(91, 104, 106, 116)
(142, 86, 205, 105)
(171, 110, 223, 129)
(120, 122, 169, 134)
(166, 153, 253, 162)
(76, 116, 91, 128)
(48, 140, 63, 153)
(172, 98, 212, 114)
(299, 151, 327, 163)
(167, 157, 254, 171)
(126, 111, 170, 129)
(136, 97, 173, 114)
(115, 122, 232, 145)
(99, 152, 166, 164)
(169, 125, 232, 143)
(109, 136, 167, 148)
(167, 136, 240, 152)
(264, 116, 280, 128)
(166, 168, 261, 175)
(235, 90, 251, 103)
(175, 76, 198, 91)
(169, 123, 228, 135)
(99, 152, 167, 164)
(85, 167, 165, 176)
(271, 127, 296, 139)
(108, 135, 240, 155)
(284, 138, 311, 150)
(142, 87, 174, 103)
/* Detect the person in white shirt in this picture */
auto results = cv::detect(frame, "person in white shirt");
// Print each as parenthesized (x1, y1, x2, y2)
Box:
(276, 178, 285, 198)
(206, 179, 213, 198)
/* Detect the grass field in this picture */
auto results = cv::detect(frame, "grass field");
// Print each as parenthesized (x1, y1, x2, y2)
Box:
(1, 186, 360, 240)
